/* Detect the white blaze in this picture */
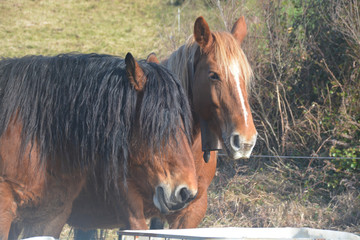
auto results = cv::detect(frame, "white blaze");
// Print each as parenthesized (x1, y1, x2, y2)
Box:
(229, 60, 248, 126)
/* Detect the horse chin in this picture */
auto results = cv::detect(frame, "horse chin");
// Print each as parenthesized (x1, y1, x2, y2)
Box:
(223, 142, 253, 160)
(153, 197, 170, 214)
(229, 151, 251, 160)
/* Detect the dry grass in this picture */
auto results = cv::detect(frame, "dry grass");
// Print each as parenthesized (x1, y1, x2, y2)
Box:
(201, 158, 360, 235)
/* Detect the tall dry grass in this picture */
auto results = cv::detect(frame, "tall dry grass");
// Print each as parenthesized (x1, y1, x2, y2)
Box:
(201, 158, 360, 234)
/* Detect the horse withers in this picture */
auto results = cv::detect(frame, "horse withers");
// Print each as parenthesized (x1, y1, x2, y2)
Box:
(0, 52, 197, 240)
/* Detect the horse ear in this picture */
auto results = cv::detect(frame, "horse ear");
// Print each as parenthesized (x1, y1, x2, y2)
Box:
(125, 52, 146, 91)
(231, 16, 247, 45)
(146, 52, 159, 64)
(194, 16, 213, 50)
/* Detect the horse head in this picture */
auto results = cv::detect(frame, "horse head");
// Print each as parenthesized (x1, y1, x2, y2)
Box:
(125, 53, 198, 215)
(192, 16, 257, 160)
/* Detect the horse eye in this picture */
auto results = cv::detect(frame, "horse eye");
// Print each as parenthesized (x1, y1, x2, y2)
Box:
(209, 72, 220, 81)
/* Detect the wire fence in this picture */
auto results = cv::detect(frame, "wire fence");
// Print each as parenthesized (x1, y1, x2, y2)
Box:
(250, 155, 360, 160)
(217, 153, 360, 160)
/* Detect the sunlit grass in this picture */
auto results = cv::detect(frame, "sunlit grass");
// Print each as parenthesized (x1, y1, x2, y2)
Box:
(0, 0, 170, 58)
(0, 0, 219, 59)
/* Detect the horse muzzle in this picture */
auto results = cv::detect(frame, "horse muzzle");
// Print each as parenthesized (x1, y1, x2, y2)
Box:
(153, 184, 197, 214)
(224, 132, 257, 160)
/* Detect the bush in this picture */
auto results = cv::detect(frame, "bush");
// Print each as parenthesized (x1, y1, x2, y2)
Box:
(239, 0, 360, 189)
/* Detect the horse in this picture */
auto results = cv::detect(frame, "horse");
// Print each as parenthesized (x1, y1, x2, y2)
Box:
(69, 15, 257, 239)
(0, 52, 197, 240)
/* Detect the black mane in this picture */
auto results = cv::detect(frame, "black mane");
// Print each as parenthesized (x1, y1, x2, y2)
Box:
(0, 53, 192, 186)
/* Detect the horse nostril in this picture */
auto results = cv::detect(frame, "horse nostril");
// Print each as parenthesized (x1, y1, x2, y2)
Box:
(231, 134, 241, 150)
(179, 187, 191, 203)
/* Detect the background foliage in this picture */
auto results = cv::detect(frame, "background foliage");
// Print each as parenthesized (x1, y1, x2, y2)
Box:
(1, 0, 359, 238)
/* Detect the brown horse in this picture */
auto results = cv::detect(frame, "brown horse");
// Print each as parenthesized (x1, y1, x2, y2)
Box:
(0, 52, 197, 240)
(69, 16, 257, 238)
(159, 15, 257, 228)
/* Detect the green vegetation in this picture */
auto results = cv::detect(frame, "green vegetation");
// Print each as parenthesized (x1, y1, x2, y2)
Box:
(1, 0, 359, 238)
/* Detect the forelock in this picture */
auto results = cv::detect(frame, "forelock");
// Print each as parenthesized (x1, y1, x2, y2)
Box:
(211, 31, 253, 91)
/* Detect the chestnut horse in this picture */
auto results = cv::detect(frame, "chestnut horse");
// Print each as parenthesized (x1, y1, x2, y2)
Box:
(159, 15, 257, 229)
(70, 16, 257, 239)
(0, 52, 197, 240)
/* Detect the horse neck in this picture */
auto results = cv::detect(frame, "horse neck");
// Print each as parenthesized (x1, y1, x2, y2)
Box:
(163, 43, 201, 135)
(163, 43, 196, 101)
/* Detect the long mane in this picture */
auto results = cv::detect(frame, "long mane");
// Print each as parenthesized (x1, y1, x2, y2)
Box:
(0, 53, 192, 186)
(163, 32, 253, 96)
